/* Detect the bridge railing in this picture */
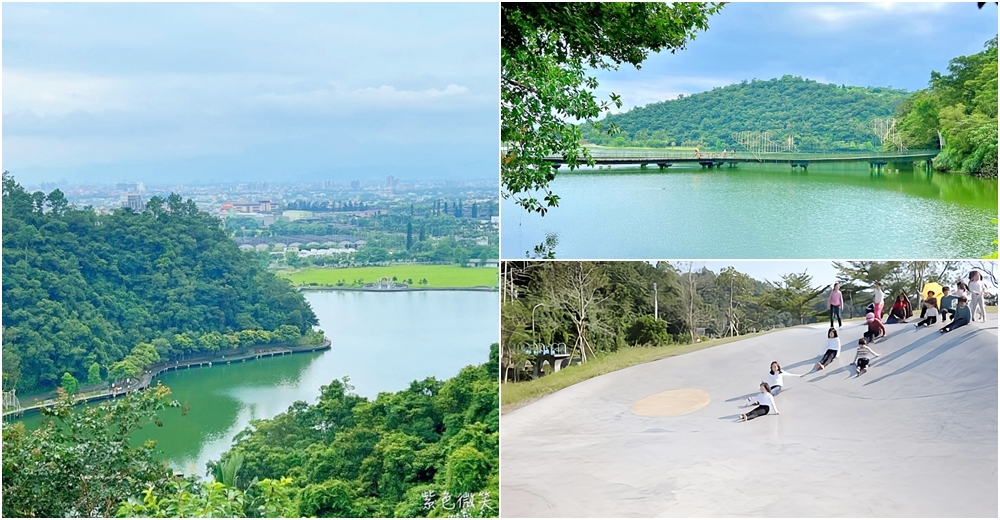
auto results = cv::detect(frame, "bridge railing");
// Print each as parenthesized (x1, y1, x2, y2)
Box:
(542, 149, 940, 162)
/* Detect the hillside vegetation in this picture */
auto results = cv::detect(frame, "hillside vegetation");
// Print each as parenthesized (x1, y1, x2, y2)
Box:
(580, 75, 909, 151)
(897, 36, 998, 177)
(2, 173, 317, 394)
(3, 348, 499, 518)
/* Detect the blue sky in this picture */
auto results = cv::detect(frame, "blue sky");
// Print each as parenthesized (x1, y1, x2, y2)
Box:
(2, 3, 499, 185)
(597, 2, 999, 112)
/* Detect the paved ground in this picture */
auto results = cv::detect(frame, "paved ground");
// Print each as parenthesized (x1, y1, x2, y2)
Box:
(501, 316, 998, 517)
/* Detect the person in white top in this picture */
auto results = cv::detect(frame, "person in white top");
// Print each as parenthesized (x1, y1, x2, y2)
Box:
(968, 271, 986, 322)
(757, 361, 804, 396)
(740, 382, 779, 421)
(815, 327, 841, 370)
(852, 338, 880, 376)
(872, 283, 885, 320)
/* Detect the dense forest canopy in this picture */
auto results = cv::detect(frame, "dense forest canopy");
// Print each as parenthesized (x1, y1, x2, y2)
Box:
(580, 75, 910, 151)
(897, 36, 998, 176)
(206, 346, 499, 517)
(3, 347, 499, 518)
(2, 172, 318, 393)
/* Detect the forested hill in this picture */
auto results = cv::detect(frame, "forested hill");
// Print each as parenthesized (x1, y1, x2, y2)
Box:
(1, 173, 318, 393)
(580, 75, 910, 151)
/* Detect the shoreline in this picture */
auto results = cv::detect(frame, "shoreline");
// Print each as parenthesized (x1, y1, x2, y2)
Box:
(297, 285, 497, 292)
(3, 340, 332, 420)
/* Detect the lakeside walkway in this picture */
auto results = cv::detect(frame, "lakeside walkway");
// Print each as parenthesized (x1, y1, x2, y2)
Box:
(2, 339, 331, 421)
(501, 316, 998, 517)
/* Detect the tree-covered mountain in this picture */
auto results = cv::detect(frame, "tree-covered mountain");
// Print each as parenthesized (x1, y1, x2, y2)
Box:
(580, 75, 910, 151)
(897, 36, 997, 177)
(2, 172, 318, 393)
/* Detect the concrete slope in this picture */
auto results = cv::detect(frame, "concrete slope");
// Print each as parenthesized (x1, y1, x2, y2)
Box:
(501, 316, 998, 517)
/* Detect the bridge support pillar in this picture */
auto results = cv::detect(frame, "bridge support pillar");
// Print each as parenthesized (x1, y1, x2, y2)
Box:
(656, 163, 672, 170)
(791, 160, 808, 170)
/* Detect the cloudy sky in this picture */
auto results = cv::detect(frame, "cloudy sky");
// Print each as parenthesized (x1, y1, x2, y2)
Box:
(2, 3, 499, 185)
(596, 2, 999, 112)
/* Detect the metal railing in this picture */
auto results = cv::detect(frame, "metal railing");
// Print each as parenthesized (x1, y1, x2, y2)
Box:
(547, 149, 940, 161)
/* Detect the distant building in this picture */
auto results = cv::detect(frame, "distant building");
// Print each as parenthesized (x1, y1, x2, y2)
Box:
(385, 176, 399, 189)
(351, 180, 361, 190)
(230, 199, 273, 213)
(122, 193, 145, 212)
(116, 182, 145, 192)
(282, 210, 314, 221)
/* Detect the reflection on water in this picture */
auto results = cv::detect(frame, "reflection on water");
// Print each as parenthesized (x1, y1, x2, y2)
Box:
(19, 290, 499, 478)
(501, 163, 997, 258)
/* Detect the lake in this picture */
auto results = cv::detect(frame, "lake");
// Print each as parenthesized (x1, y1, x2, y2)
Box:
(501, 164, 998, 259)
(20, 290, 499, 478)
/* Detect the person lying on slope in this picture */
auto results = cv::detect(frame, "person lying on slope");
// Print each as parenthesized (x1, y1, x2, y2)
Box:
(754, 360, 804, 397)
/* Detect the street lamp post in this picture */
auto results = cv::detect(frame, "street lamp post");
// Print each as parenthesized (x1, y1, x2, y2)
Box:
(654, 282, 658, 321)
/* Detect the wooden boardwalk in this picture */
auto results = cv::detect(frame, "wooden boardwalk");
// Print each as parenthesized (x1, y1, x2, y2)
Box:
(2, 339, 331, 421)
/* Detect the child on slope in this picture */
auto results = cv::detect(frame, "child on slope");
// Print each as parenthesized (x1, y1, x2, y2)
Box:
(853, 339, 880, 376)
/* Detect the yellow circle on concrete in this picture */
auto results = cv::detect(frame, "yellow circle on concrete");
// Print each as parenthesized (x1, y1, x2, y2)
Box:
(631, 388, 711, 417)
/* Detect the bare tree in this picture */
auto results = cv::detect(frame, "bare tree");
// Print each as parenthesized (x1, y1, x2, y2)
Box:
(676, 262, 716, 340)
(541, 262, 610, 364)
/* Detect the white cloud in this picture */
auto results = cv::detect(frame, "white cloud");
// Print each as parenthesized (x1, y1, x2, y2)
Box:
(3, 68, 483, 120)
(253, 82, 475, 113)
(795, 2, 949, 29)
(595, 76, 736, 112)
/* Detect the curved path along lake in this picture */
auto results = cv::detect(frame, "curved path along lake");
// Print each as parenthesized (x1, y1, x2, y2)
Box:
(501, 164, 998, 259)
(21, 290, 499, 478)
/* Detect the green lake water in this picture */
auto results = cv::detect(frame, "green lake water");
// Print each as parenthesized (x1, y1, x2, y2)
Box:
(501, 163, 998, 259)
(18, 290, 499, 478)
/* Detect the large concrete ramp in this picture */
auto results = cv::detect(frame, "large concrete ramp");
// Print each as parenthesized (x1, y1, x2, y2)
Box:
(501, 316, 998, 517)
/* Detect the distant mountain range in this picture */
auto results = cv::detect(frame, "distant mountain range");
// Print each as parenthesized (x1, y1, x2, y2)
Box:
(581, 75, 910, 151)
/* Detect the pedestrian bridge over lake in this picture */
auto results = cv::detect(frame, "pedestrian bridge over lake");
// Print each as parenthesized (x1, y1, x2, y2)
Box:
(546, 149, 940, 171)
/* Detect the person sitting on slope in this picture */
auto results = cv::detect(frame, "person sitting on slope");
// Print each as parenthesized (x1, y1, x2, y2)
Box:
(915, 291, 940, 328)
(740, 382, 779, 422)
(815, 327, 841, 371)
(852, 338, 880, 376)
(863, 312, 886, 343)
(940, 297, 972, 334)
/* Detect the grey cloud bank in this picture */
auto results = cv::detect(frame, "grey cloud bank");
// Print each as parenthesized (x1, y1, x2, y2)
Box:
(3, 3, 499, 184)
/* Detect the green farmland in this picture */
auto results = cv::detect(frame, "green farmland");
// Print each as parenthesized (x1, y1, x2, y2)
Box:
(278, 265, 498, 288)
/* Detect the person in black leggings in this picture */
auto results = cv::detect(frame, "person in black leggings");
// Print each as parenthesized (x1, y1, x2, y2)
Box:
(815, 327, 841, 370)
(740, 382, 779, 421)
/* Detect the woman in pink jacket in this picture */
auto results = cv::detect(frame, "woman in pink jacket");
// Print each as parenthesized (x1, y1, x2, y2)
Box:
(829, 283, 844, 328)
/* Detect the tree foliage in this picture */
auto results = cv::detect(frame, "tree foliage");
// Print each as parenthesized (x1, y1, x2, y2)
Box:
(581, 75, 910, 151)
(897, 36, 998, 177)
(2, 386, 179, 518)
(207, 348, 500, 517)
(501, 2, 724, 214)
(2, 173, 317, 393)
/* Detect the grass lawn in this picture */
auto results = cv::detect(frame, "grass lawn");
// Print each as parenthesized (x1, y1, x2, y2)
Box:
(501, 330, 781, 414)
(279, 265, 498, 288)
